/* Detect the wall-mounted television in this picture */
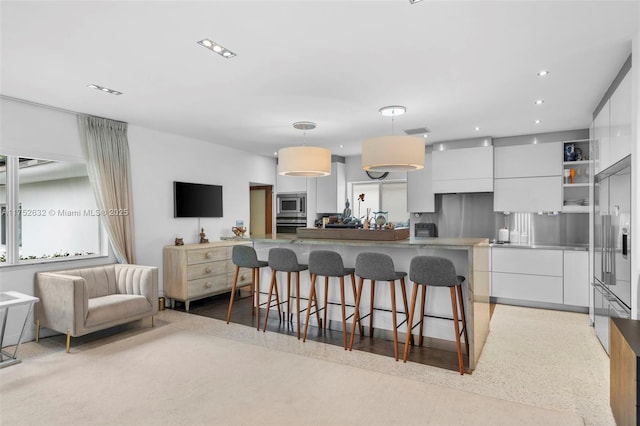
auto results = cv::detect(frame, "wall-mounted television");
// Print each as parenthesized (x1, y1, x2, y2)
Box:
(173, 181, 223, 218)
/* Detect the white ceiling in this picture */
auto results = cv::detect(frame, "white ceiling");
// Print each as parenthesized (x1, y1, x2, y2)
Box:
(1, 1, 638, 158)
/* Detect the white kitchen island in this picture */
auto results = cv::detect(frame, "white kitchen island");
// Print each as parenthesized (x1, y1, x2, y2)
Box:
(250, 233, 490, 372)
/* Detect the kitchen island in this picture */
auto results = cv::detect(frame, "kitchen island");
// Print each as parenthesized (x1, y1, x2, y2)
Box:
(250, 233, 490, 371)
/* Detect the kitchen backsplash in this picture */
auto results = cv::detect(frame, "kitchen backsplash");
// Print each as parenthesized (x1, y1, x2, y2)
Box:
(411, 193, 588, 246)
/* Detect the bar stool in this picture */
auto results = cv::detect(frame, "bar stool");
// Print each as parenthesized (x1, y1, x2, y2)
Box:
(302, 250, 362, 350)
(226, 245, 269, 330)
(402, 256, 469, 375)
(348, 252, 410, 361)
(263, 248, 308, 338)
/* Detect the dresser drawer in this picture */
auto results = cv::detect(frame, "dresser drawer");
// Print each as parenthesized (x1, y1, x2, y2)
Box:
(187, 261, 226, 280)
(188, 276, 228, 298)
(187, 247, 228, 264)
(228, 267, 254, 287)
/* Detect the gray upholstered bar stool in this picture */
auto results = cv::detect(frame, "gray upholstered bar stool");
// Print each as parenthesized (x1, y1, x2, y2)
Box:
(226, 245, 269, 330)
(402, 256, 469, 375)
(263, 248, 308, 338)
(302, 250, 362, 350)
(348, 252, 410, 361)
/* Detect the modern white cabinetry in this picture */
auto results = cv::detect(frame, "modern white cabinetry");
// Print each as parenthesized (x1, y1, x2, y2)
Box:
(490, 247, 589, 310)
(407, 150, 435, 212)
(563, 250, 589, 307)
(493, 142, 562, 212)
(592, 64, 631, 175)
(608, 71, 632, 166)
(492, 248, 563, 304)
(316, 161, 346, 213)
(277, 173, 307, 193)
(494, 142, 561, 178)
(494, 176, 562, 213)
(562, 139, 591, 213)
(432, 145, 493, 193)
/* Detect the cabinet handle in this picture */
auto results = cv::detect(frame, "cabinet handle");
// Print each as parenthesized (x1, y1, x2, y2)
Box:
(206, 252, 213, 259)
(205, 267, 212, 273)
(240, 274, 246, 281)
(205, 281, 212, 288)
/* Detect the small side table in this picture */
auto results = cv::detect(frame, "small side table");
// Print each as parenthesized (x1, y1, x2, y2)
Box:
(0, 291, 39, 368)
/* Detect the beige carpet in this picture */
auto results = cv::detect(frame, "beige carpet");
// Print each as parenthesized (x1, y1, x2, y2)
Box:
(0, 304, 610, 425)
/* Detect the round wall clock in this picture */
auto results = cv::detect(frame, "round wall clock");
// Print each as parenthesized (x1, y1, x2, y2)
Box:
(366, 171, 389, 180)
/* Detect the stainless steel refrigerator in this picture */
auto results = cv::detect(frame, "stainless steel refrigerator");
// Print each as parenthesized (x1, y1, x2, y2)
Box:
(593, 155, 632, 354)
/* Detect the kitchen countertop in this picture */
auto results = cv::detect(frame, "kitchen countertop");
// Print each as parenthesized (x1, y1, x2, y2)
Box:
(489, 242, 588, 251)
(250, 234, 488, 249)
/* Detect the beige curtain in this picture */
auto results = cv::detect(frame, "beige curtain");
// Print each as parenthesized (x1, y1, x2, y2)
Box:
(78, 115, 136, 264)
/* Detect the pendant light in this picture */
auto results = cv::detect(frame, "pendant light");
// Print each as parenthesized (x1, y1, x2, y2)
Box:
(277, 122, 331, 177)
(361, 106, 425, 172)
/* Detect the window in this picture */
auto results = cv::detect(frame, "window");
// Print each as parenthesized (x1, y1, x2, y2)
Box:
(0, 155, 105, 264)
(351, 181, 408, 225)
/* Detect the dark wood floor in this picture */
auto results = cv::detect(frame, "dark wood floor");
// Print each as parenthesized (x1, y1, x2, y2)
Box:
(178, 289, 480, 373)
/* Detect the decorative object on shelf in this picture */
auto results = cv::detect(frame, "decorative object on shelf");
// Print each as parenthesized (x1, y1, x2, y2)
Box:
(342, 199, 352, 222)
(199, 227, 209, 244)
(373, 211, 388, 229)
(232, 226, 247, 237)
(569, 169, 576, 184)
(363, 208, 371, 229)
(362, 105, 425, 172)
(277, 121, 331, 177)
(564, 169, 571, 184)
(564, 143, 576, 161)
(174, 237, 184, 246)
(574, 146, 583, 161)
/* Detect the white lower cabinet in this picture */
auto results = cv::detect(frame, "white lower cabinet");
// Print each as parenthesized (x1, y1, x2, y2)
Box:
(563, 250, 589, 307)
(490, 247, 588, 310)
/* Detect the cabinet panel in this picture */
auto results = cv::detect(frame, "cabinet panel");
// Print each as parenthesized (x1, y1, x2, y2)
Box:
(494, 176, 562, 212)
(492, 248, 562, 277)
(407, 151, 434, 212)
(593, 100, 610, 175)
(316, 161, 346, 213)
(609, 72, 632, 166)
(187, 261, 227, 280)
(492, 272, 563, 304)
(277, 173, 307, 193)
(494, 142, 562, 178)
(432, 146, 493, 193)
(187, 275, 228, 298)
(563, 251, 589, 307)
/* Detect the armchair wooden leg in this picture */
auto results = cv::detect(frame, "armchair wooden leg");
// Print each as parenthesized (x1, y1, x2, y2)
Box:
(152, 315, 155, 327)
(36, 320, 40, 342)
(65, 329, 71, 353)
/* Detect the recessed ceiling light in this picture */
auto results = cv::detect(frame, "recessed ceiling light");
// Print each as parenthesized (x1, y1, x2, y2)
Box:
(474, 126, 480, 131)
(339, 144, 344, 148)
(274, 152, 278, 156)
(423, 134, 428, 138)
(87, 84, 123, 95)
(409, 0, 424, 3)
(535, 99, 544, 105)
(534, 119, 542, 124)
(537, 70, 550, 77)
(197, 39, 237, 59)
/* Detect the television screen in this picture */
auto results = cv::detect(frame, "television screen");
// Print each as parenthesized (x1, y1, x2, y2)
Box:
(174, 181, 223, 218)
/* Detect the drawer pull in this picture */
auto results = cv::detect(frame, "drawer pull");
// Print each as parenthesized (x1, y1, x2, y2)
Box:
(205, 267, 212, 273)
(205, 281, 212, 288)
(240, 274, 246, 281)
(206, 252, 213, 259)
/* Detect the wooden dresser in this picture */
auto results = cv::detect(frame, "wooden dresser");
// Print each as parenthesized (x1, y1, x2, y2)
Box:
(163, 240, 253, 311)
(610, 317, 640, 426)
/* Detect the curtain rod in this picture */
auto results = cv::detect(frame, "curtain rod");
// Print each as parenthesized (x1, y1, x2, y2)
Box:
(1, 94, 128, 124)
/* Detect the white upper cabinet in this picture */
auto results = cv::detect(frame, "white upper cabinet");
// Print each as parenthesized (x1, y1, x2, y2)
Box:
(494, 176, 562, 213)
(316, 161, 346, 213)
(494, 142, 562, 178)
(407, 150, 435, 212)
(593, 101, 611, 176)
(608, 71, 631, 167)
(432, 145, 493, 193)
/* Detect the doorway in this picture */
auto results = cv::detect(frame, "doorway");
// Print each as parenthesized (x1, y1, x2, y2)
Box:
(250, 185, 273, 236)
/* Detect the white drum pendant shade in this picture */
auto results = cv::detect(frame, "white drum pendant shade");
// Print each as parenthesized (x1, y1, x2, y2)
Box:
(277, 146, 331, 177)
(362, 136, 425, 172)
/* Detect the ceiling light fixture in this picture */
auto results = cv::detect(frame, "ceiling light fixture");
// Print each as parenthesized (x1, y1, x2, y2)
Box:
(362, 106, 425, 172)
(537, 70, 549, 77)
(535, 99, 544, 105)
(277, 121, 331, 177)
(197, 39, 237, 59)
(474, 126, 480, 131)
(409, 0, 424, 3)
(534, 119, 542, 124)
(87, 84, 122, 95)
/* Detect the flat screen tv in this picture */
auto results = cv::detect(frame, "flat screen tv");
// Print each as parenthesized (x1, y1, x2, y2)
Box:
(173, 181, 223, 218)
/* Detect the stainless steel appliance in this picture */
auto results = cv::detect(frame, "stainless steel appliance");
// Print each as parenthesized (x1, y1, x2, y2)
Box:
(276, 192, 306, 217)
(415, 223, 437, 238)
(593, 155, 631, 354)
(276, 192, 306, 234)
